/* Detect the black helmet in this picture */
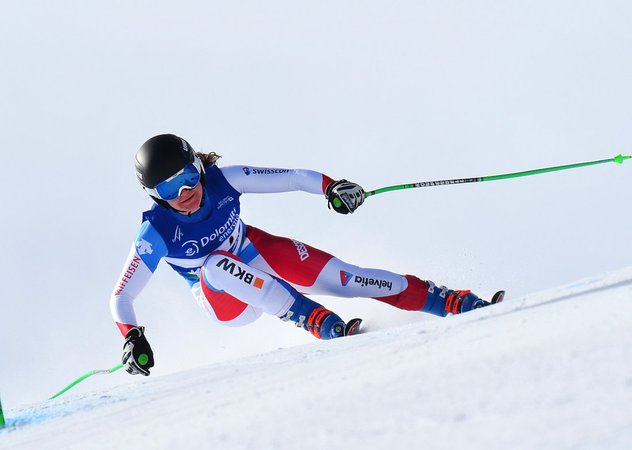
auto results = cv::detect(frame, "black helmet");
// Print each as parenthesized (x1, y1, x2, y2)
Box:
(135, 134, 205, 207)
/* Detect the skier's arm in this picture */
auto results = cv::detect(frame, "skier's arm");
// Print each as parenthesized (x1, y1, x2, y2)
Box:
(220, 166, 334, 195)
(220, 166, 365, 214)
(109, 222, 167, 336)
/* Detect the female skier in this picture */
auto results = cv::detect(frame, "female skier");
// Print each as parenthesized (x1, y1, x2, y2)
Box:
(112, 134, 501, 376)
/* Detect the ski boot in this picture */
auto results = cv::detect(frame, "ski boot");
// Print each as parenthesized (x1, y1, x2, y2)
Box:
(280, 291, 361, 339)
(445, 289, 505, 314)
(423, 283, 505, 317)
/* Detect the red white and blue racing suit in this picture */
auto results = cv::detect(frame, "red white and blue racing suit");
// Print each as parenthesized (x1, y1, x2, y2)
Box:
(110, 165, 461, 337)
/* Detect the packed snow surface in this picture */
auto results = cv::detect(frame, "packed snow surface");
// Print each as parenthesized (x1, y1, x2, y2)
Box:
(2, 268, 632, 450)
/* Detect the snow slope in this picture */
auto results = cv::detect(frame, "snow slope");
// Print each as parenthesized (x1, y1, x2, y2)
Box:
(2, 268, 632, 450)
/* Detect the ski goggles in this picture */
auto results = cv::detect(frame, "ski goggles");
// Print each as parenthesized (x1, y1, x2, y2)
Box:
(145, 163, 201, 200)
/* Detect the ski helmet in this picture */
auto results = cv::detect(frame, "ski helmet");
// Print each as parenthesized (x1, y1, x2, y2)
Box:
(135, 134, 205, 208)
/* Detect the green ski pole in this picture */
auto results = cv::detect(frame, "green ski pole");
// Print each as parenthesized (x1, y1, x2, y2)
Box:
(364, 154, 631, 198)
(49, 363, 124, 400)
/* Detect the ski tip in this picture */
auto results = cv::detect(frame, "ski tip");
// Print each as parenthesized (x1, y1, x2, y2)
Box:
(491, 290, 506, 305)
(344, 318, 363, 336)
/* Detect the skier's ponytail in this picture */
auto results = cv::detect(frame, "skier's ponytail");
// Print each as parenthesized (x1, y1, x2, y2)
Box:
(196, 151, 221, 166)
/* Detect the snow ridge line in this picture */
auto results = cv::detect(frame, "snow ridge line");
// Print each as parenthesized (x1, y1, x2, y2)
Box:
(498, 266, 632, 316)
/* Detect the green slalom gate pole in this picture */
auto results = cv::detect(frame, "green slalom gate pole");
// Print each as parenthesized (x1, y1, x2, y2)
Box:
(49, 363, 124, 400)
(364, 154, 631, 198)
(0, 395, 5, 428)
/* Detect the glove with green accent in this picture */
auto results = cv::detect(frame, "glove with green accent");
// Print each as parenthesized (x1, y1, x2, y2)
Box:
(325, 179, 365, 214)
(122, 326, 154, 376)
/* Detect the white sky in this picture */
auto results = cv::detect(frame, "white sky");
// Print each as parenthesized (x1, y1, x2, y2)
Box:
(1, 0, 631, 406)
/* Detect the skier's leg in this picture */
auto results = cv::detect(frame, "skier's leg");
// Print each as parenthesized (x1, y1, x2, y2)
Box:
(198, 250, 346, 339)
(242, 226, 490, 316)
(191, 281, 263, 327)
(312, 260, 491, 316)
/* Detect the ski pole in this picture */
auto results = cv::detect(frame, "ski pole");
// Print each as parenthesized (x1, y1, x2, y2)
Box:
(364, 154, 631, 198)
(49, 363, 124, 400)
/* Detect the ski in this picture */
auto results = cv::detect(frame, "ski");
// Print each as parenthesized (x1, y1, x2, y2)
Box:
(344, 318, 363, 336)
(491, 290, 506, 305)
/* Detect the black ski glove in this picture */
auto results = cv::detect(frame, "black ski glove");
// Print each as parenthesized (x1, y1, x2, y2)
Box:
(325, 179, 365, 214)
(122, 326, 154, 376)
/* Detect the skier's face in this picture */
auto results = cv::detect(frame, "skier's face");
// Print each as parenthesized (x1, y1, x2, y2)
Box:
(166, 182, 203, 214)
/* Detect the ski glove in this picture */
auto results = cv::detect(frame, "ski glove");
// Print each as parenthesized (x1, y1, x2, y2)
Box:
(325, 179, 365, 214)
(122, 326, 154, 376)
